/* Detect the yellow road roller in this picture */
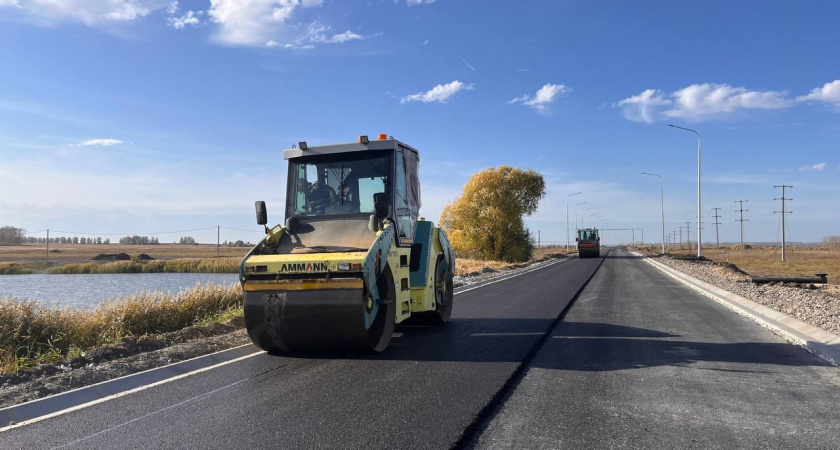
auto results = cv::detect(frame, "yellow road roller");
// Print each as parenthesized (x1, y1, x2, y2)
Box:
(239, 134, 456, 353)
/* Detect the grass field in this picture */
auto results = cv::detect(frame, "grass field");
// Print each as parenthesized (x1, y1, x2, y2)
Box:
(646, 244, 840, 285)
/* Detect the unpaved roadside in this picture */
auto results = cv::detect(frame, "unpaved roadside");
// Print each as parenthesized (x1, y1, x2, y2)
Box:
(0, 254, 569, 409)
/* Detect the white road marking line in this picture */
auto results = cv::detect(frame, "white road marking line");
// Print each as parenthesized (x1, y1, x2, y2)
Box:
(0, 344, 255, 415)
(52, 376, 253, 450)
(0, 351, 264, 433)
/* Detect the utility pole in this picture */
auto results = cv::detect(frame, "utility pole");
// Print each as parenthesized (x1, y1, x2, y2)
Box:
(46, 229, 49, 262)
(712, 207, 722, 248)
(672, 230, 677, 250)
(678, 226, 683, 249)
(217, 225, 220, 258)
(538, 230, 541, 249)
(685, 221, 692, 254)
(735, 200, 749, 255)
(566, 192, 582, 253)
(774, 185, 793, 262)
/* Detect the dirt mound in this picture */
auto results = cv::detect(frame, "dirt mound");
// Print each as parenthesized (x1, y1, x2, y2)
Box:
(91, 253, 131, 261)
(135, 253, 155, 261)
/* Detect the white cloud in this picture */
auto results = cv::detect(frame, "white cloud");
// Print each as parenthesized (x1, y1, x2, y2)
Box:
(0, 0, 172, 25)
(76, 138, 124, 147)
(508, 83, 569, 111)
(797, 80, 840, 106)
(168, 9, 200, 29)
(405, 0, 435, 5)
(400, 80, 473, 104)
(665, 83, 792, 121)
(208, 0, 322, 46)
(304, 22, 362, 44)
(617, 80, 840, 123)
(616, 89, 671, 123)
(799, 163, 826, 172)
(617, 83, 798, 123)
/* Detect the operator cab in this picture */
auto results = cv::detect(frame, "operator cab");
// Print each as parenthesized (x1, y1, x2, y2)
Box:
(254, 135, 421, 253)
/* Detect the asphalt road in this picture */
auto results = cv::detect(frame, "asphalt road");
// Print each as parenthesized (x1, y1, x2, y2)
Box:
(473, 248, 840, 449)
(1, 256, 605, 449)
(4, 249, 839, 450)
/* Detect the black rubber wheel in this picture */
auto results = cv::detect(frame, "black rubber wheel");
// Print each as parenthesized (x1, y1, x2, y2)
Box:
(433, 257, 454, 323)
(365, 266, 396, 352)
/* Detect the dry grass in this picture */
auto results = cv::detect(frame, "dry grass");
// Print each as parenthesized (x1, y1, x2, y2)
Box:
(0, 263, 35, 275)
(698, 246, 840, 284)
(46, 257, 240, 274)
(456, 258, 514, 276)
(0, 283, 242, 374)
(0, 243, 249, 263)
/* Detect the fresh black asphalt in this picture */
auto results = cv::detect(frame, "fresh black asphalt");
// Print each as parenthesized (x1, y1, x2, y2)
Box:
(473, 248, 840, 449)
(3, 249, 839, 450)
(1, 257, 602, 449)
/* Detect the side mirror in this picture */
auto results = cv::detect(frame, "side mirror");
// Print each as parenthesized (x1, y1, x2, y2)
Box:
(372, 192, 389, 219)
(368, 214, 379, 233)
(255, 201, 267, 226)
(575, 237, 579, 242)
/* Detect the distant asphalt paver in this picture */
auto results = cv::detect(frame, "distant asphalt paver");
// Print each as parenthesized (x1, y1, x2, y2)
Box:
(3, 249, 839, 450)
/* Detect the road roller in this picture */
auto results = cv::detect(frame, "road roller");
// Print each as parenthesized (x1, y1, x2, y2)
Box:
(239, 134, 456, 353)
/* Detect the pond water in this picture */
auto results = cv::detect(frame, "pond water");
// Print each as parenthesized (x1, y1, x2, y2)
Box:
(0, 273, 240, 309)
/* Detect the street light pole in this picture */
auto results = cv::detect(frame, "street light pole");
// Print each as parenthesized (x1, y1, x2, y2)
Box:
(575, 201, 588, 239)
(566, 192, 582, 253)
(641, 172, 665, 255)
(669, 124, 702, 257)
(581, 208, 593, 231)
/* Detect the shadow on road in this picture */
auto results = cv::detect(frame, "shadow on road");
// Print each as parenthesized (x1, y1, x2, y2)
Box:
(284, 320, 827, 369)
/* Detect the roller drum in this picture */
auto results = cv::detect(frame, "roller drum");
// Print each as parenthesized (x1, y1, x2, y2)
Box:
(244, 287, 395, 353)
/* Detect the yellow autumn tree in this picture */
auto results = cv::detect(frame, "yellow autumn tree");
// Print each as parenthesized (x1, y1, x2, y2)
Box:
(439, 166, 545, 262)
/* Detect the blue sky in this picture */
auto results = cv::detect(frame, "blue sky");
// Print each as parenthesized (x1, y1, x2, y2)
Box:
(1, 0, 839, 246)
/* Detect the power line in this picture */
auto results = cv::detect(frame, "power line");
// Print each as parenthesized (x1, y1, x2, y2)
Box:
(42, 227, 218, 236)
(220, 226, 265, 233)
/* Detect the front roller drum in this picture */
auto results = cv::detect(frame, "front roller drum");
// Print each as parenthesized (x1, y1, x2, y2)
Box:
(244, 286, 395, 353)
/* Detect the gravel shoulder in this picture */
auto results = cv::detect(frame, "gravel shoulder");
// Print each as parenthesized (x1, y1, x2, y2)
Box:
(0, 254, 569, 409)
(648, 253, 840, 336)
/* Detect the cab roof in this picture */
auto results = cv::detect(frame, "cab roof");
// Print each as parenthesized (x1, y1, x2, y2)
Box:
(283, 138, 420, 160)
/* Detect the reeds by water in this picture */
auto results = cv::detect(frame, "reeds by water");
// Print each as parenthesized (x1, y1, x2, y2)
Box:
(45, 257, 240, 274)
(0, 283, 242, 374)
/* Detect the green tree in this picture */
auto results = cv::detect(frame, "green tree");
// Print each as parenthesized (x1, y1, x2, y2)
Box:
(439, 166, 545, 262)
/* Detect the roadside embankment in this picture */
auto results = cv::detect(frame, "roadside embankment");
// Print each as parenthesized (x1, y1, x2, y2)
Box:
(649, 254, 840, 336)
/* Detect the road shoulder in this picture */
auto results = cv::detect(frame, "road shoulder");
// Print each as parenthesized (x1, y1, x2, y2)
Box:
(635, 251, 840, 365)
